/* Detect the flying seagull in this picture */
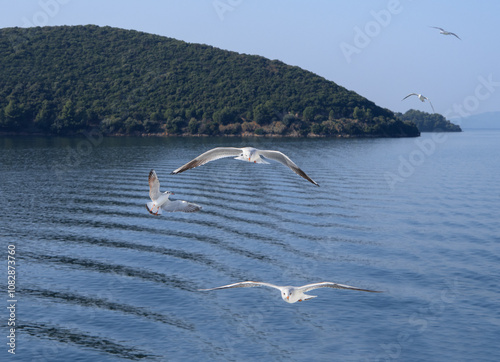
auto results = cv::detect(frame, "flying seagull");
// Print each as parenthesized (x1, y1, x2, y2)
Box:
(146, 169, 202, 215)
(430, 26, 461, 40)
(199, 281, 381, 303)
(171, 147, 319, 186)
(402, 93, 435, 113)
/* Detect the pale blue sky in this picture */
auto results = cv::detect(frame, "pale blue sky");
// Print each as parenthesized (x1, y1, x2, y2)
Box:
(2, 0, 499, 118)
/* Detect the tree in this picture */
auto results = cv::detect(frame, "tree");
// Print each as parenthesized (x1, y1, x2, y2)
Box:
(321, 120, 337, 135)
(271, 121, 287, 135)
(150, 111, 164, 122)
(302, 106, 315, 122)
(282, 114, 297, 127)
(34, 100, 55, 130)
(163, 108, 175, 121)
(166, 116, 185, 134)
(328, 110, 335, 121)
(59, 100, 78, 130)
(353, 106, 365, 120)
(2, 99, 23, 129)
(253, 103, 273, 125)
(365, 108, 373, 121)
(311, 123, 322, 135)
(143, 118, 161, 133)
(124, 117, 143, 133)
(213, 107, 237, 125)
(188, 117, 200, 134)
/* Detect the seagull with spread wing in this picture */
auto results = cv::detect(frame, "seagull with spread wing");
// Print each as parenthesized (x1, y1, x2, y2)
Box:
(199, 280, 381, 303)
(146, 169, 201, 215)
(402, 93, 435, 113)
(171, 147, 319, 186)
(430, 26, 461, 40)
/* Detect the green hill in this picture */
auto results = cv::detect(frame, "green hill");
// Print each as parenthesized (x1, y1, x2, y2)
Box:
(0, 25, 419, 137)
(396, 109, 461, 132)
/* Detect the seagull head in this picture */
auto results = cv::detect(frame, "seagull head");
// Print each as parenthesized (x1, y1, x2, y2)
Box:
(281, 288, 294, 303)
(241, 148, 256, 162)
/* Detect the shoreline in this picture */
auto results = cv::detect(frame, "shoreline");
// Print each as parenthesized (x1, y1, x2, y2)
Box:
(0, 131, 421, 138)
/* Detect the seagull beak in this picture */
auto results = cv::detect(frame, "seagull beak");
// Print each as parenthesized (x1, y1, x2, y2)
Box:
(171, 192, 175, 195)
(286, 296, 289, 300)
(248, 157, 251, 161)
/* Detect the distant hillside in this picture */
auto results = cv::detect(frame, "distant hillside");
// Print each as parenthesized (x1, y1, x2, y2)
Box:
(0, 25, 419, 137)
(396, 109, 461, 132)
(457, 112, 500, 129)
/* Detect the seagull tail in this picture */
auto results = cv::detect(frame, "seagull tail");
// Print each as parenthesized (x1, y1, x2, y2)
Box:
(146, 202, 162, 215)
(302, 294, 317, 301)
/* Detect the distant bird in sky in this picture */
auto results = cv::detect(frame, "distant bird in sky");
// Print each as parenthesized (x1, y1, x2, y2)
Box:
(430, 26, 461, 40)
(171, 147, 319, 186)
(199, 281, 381, 303)
(402, 93, 435, 113)
(146, 169, 201, 215)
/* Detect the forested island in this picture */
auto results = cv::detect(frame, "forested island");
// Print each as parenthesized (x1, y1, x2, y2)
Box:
(0, 25, 420, 138)
(396, 109, 461, 132)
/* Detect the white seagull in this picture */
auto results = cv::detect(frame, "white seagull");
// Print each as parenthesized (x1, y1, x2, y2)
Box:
(402, 93, 435, 113)
(146, 169, 202, 215)
(430, 26, 461, 40)
(199, 281, 381, 303)
(171, 147, 319, 186)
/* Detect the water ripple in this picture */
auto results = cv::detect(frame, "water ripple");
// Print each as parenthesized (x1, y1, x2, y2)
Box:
(24, 252, 198, 291)
(22, 287, 195, 331)
(19, 322, 158, 360)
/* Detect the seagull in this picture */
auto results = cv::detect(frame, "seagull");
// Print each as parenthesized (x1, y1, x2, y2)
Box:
(199, 281, 381, 303)
(146, 169, 202, 215)
(402, 93, 435, 113)
(430, 26, 461, 40)
(171, 147, 319, 186)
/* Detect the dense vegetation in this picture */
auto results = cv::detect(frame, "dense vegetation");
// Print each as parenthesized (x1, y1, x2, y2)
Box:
(0, 25, 419, 137)
(396, 109, 461, 132)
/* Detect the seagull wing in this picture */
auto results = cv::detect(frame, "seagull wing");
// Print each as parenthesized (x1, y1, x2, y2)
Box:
(402, 93, 418, 101)
(299, 281, 382, 293)
(426, 98, 435, 113)
(199, 281, 281, 291)
(171, 147, 242, 174)
(161, 200, 202, 213)
(430, 26, 445, 31)
(258, 150, 319, 186)
(148, 169, 161, 201)
(450, 32, 461, 40)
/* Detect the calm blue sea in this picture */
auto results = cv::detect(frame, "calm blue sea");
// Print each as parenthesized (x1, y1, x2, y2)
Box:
(1, 130, 499, 361)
